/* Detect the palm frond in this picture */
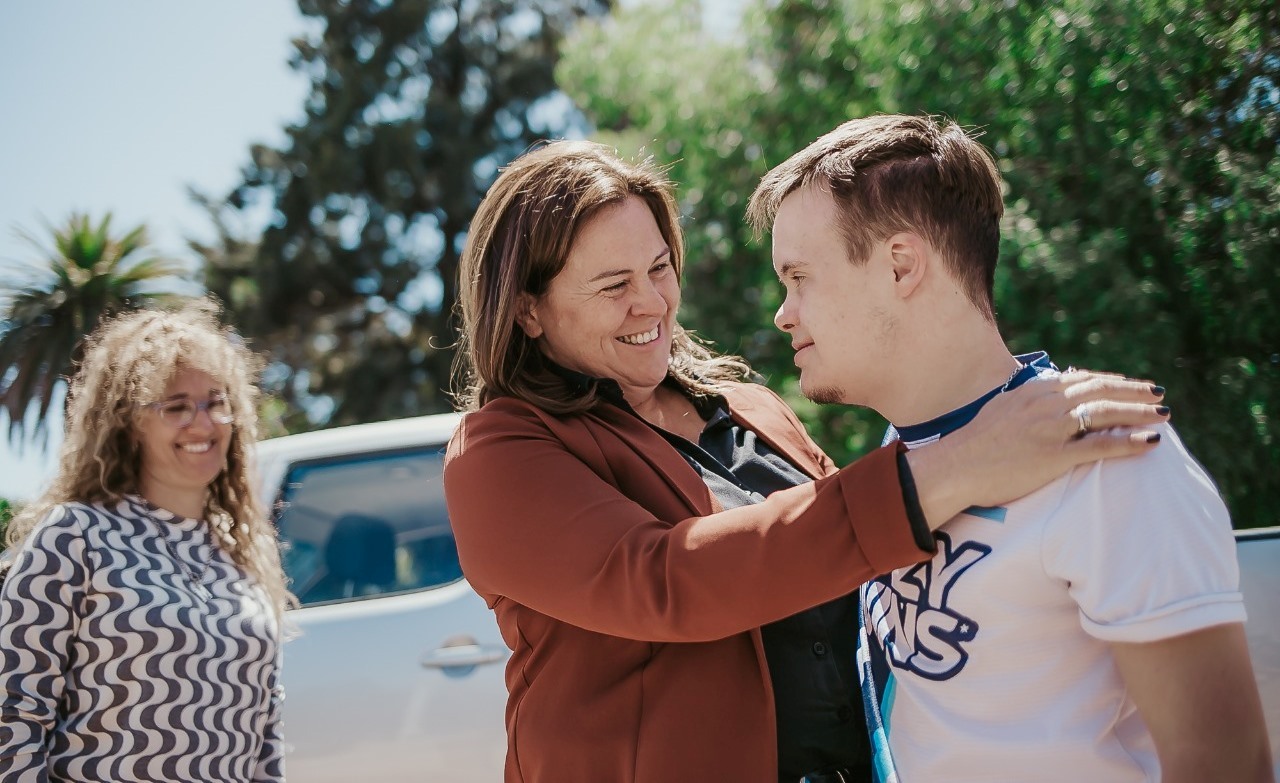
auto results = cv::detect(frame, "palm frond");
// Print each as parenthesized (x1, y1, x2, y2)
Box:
(115, 224, 150, 260)
(116, 256, 191, 287)
(0, 211, 191, 448)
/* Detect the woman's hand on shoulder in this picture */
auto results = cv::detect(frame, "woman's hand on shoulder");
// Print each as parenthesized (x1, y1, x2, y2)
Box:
(906, 370, 1169, 528)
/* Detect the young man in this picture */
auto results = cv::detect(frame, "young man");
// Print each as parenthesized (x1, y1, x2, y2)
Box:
(747, 114, 1273, 783)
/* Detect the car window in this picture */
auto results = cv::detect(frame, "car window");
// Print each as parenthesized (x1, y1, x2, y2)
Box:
(273, 445, 462, 607)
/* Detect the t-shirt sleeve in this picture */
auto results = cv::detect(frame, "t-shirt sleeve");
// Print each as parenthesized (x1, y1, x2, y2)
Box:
(1041, 423, 1245, 643)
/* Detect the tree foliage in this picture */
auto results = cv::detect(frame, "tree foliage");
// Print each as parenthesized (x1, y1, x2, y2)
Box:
(194, 0, 609, 433)
(559, 0, 1279, 526)
(0, 214, 189, 446)
(0, 497, 16, 554)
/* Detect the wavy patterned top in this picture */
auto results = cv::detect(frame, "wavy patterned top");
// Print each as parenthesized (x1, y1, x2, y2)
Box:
(0, 496, 283, 783)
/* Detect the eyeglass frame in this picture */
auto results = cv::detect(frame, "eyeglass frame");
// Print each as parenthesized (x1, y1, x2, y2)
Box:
(139, 394, 236, 428)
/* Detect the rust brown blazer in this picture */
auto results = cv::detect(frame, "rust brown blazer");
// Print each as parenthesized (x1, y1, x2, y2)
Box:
(444, 381, 930, 782)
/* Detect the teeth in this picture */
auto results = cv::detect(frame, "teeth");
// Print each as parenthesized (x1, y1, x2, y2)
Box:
(618, 327, 659, 345)
(180, 442, 212, 454)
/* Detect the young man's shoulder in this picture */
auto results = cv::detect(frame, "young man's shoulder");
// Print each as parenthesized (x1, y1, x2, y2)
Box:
(1063, 421, 1223, 506)
(1041, 421, 1243, 643)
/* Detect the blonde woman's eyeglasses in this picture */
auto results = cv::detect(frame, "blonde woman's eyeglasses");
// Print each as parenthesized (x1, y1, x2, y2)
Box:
(141, 395, 235, 428)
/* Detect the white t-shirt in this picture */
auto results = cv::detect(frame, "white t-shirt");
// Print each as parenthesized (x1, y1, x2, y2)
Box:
(861, 367, 1245, 782)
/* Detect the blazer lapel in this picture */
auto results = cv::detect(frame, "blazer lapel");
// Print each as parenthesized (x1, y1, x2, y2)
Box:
(722, 386, 827, 481)
(590, 406, 722, 516)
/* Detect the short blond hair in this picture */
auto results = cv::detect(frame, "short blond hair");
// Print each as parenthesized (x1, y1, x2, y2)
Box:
(748, 114, 1004, 320)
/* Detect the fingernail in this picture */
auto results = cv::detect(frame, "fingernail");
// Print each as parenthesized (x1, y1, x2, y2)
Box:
(1150, 385, 1165, 396)
(1156, 405, 1170, 416)
(1145, 432, 1161, 443)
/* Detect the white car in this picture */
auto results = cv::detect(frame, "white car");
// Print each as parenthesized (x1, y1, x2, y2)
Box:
(258, 413, 1280, 781)
(255, 413, 506, 783)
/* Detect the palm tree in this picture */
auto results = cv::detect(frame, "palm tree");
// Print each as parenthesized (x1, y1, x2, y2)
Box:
(0, 213, 190, 447)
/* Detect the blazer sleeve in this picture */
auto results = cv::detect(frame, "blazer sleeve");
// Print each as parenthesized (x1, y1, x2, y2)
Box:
(443, 403, 929, 643)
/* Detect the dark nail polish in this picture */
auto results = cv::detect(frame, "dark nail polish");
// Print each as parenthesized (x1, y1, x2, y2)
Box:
(1146, 432, 1161, 443)
(1156, 406, 1170, 416)
(1151, 385, 1166, 396)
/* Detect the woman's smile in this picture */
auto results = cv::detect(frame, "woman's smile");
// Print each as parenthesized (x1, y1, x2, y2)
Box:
(618, 325, 661, 346)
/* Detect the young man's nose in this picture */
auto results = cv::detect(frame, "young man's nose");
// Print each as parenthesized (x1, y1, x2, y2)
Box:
(774, 300, 796, 332)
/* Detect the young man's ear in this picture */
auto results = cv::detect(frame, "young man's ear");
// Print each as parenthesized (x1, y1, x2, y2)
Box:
(515, 292, 544, 339)
(887, 232, 929, 298)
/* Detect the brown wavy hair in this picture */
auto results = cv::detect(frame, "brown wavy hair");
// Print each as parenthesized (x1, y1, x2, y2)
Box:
(454, 140, 749, 413)
(3, 298, 294, 620)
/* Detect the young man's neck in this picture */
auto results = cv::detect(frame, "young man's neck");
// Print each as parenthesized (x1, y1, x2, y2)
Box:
(882, 315, 1019, 429)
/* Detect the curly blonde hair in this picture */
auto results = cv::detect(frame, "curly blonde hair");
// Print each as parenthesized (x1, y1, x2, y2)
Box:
(4, 298, 294, 620)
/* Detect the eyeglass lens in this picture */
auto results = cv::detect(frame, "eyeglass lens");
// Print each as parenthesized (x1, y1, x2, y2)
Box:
(159, 397, 234, 427)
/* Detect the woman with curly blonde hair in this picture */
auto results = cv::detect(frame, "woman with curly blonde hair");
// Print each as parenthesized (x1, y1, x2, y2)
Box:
(0, 298, 293, 783)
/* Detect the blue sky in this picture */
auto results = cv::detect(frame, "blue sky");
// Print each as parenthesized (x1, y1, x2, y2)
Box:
(0, 2, 311, 499)
(0, 0, 745, 502)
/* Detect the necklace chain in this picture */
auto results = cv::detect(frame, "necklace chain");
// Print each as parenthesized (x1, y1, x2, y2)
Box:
(999, 360, 1026, 392)
(155, 530, 212, 600)
(138, 500, 213, 601)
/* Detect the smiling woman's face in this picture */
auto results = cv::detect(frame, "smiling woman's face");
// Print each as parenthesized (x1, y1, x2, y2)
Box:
(517, 196, 680, 406)
(134, 367, 233, 504)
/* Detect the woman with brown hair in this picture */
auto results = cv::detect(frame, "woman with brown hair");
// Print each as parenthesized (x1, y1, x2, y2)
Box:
(443, 140, 1170, 783)
(0, 299, 292, 783)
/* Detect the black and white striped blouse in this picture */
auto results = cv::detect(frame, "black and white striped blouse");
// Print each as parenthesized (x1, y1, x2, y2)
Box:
(0, 496, 283, 783)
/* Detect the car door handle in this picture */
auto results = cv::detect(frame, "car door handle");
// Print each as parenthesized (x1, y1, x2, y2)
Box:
(420, 641, 508, 670)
